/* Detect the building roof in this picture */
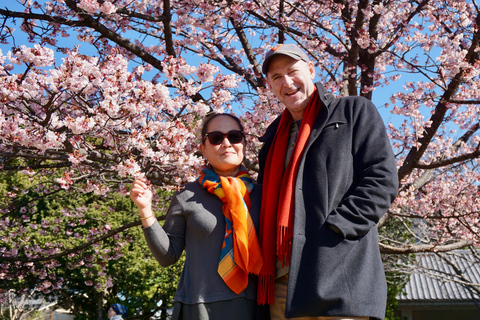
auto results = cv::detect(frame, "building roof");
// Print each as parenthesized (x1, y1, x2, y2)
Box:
(397, 250, 480, 304)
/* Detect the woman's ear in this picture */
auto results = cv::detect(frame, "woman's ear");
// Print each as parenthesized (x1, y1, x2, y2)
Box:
(199, 143, 206, 158)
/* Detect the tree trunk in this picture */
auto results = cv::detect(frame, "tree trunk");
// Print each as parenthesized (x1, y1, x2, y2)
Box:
(96, 292, 104, 320)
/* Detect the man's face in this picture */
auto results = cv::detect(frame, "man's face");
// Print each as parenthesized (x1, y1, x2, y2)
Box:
(266, 55, 316, 121)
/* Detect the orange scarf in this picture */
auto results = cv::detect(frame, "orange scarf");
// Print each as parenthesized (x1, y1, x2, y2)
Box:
(198, 166, 263, 294)
(258, 88, 320, 305)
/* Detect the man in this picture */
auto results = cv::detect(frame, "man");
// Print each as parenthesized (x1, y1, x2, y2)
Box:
(257, 43, 398, 320)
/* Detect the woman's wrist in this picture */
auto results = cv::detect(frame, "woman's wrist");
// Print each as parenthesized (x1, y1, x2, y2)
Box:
(138, 207, 155, 227)
(140, 213, 155, 220)
(138, 206, 153, 217)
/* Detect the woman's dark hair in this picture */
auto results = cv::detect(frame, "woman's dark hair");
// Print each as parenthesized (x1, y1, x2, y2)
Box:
(200, 113, 245, 144)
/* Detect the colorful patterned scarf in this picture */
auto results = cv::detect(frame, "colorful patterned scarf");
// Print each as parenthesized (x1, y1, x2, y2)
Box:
(258, 88, 320, 305)
(198, 165, 263, 294)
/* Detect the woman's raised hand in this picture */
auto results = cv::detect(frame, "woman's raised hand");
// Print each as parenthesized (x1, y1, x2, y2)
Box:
(130, 178, 153, 211)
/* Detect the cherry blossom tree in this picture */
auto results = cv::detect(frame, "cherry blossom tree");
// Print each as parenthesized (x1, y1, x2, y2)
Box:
(0, 289, 47, 320)
(2, 0, 480, 312)
(0, 171, 182, 319)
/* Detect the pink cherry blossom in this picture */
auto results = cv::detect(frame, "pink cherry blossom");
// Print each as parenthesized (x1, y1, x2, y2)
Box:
(100, 2, 116, 15)
(77, 0, 100, 14)
(1, 0, 480, 302)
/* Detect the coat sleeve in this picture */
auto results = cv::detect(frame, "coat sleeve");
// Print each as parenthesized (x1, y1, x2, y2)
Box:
(142, 193, 186, 267)
(326, 98, 398, 239)
(257, 115, 282, 184)
(257, 144, 269, 184)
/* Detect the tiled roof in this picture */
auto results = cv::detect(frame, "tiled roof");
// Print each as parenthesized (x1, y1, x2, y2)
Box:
(397, 250, 480, 304)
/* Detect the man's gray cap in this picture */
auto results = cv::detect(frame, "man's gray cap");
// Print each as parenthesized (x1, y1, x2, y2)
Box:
(262, 43, 310, 75)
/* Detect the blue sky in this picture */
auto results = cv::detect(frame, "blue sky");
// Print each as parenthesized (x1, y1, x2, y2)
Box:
(0, 1, 420, 130)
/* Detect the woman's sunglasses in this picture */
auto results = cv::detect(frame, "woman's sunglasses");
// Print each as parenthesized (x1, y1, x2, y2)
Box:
(204, 130, 245, 145)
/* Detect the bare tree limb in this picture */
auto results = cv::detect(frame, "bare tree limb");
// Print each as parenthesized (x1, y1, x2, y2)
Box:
(380, 240, 473, 254)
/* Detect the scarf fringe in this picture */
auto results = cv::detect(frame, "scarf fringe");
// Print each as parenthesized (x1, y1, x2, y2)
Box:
(257, 274, 275, 305)
(277, 225, 292, 267)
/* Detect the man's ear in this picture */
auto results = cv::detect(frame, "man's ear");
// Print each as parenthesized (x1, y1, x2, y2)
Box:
(265, 77, 272, 90)
(308, 61, 315, 79)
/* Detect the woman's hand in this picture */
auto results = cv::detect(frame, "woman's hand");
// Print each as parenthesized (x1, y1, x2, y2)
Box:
(130, 178, 155, 226)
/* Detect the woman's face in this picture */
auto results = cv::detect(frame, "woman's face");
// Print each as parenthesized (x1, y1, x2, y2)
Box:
(200, 115, 245, 177)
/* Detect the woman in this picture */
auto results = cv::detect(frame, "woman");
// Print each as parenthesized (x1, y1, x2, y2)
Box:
(130, 113, 265, 320)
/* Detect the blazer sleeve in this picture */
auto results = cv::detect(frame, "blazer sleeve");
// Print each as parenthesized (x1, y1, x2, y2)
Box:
(142, 193, 186, 267)
(327, 98, 399, 239)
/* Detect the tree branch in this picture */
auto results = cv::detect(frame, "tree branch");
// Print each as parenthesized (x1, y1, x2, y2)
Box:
(380, 240, 473, 254)
(0, 217, 165, 263)
(397, 11, 480, 181)
(0, 8, 88, 27)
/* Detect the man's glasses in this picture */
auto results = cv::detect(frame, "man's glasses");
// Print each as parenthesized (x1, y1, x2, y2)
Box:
(204, 130, 245, 145)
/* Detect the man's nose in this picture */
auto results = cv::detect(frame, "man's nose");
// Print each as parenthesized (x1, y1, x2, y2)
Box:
(284, 75, 294, 85)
